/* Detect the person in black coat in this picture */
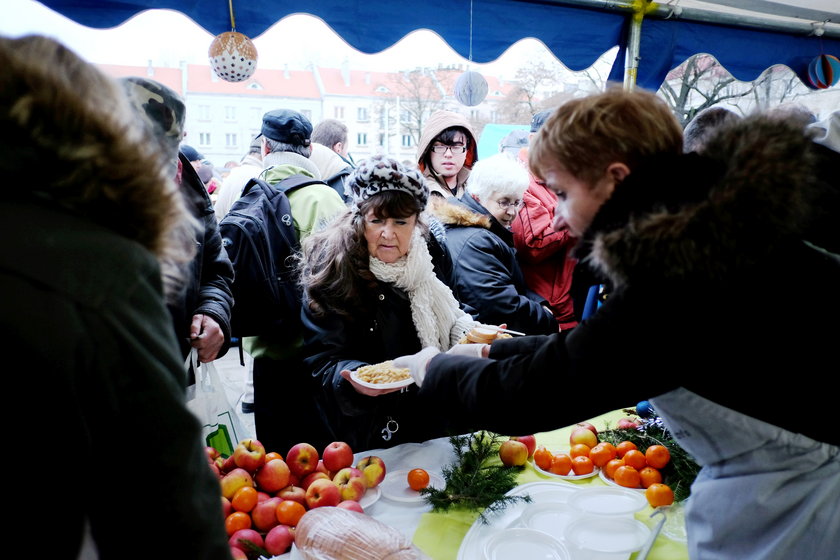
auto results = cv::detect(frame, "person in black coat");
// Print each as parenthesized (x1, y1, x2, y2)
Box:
(121, 77, 234, 365)
(298, 155, 479, 450)
(395, 90, 840, 559)
(433, 153, 557, 335)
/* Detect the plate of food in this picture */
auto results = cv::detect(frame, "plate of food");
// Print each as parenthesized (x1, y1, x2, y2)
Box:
(350, 361, 414, 390)
(598, 469, 646, 493)
(532, 458, 600, 481)
(379, 469, 444, 504)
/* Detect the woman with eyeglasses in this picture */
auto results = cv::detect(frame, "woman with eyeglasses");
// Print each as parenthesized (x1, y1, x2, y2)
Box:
(416, 110, 478, 200)
(432, 153, 558, 335)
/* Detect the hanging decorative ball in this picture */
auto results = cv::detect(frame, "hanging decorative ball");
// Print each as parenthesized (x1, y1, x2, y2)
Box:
(807, 54, 840, 89)
(208, 31, 258, 83)
(454, 70, 488, 107)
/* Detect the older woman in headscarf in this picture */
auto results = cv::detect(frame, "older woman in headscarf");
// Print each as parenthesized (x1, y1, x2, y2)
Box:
(298, 155, 480, 450)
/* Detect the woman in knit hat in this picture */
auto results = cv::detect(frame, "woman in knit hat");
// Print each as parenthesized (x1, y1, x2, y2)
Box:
(298, 155, 480, 450)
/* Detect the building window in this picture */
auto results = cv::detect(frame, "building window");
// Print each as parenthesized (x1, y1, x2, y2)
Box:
(224, 106, 236, 120)
(470, 109, 480, 120)
(225, 133, 237, 148)
(357, 107, 369, 122)
(198, 105, 211, 121)
(334, 106, 345, 119)
(357, 132, 368, 146)
(378, 133, 385, 146)
(400, 110, 411, 123)
(199, 132, 211, 147)
(401, 134, 413, 147)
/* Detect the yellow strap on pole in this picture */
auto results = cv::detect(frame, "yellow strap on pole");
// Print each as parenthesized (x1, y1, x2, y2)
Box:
(624, 0, 658, 90)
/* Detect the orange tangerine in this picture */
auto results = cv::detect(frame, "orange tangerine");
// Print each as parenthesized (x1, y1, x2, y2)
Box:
(571, 455, 595, 475)
(589, 443, 617, 468)
(623, 449, 647, 470)
(407, 468, 430, 491)
(615, 441, 638, 458)
(645, 445, 671, 469)
(275, 499, 307, 527)
(639, 466, 663, 488)
(569, 444, 591, 458)
(533, 446, 553, 471)
(549, 453, 572, 476)
(604, 458, 625, 479)
(645, 483, 675, 507)
(613, 465, 641, 488)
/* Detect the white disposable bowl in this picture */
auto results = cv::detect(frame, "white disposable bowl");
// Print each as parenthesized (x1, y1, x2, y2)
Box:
(563, 515, 651, 560)
(519, 502, 578, 543)
(568, 487, 647, 517)
(483, 528, 570, 560)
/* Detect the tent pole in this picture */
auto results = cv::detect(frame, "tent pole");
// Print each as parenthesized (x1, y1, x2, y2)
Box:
(623, 0, 655, 90)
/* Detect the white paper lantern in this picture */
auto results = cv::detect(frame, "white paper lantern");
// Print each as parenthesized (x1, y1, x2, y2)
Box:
(208, 31, 258, 82)
(454, 70, 488, 107)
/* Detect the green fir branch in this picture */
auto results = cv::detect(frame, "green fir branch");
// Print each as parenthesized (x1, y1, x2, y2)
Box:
(422, 432, 531, 523)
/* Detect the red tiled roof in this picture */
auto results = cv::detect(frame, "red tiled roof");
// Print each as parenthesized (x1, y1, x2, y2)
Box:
(186, 64, 321, 98)
(98, 64, 183, 94)
(316, 68, 399, 97)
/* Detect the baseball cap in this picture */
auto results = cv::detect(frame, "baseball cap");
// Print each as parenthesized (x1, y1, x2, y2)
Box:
(261, 109, 312, 146)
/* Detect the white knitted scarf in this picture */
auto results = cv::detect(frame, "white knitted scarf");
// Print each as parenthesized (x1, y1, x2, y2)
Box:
(369, 229, 476, 350)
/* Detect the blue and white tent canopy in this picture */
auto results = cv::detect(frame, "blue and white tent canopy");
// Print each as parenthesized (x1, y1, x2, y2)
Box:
(38, 0, 840, 90)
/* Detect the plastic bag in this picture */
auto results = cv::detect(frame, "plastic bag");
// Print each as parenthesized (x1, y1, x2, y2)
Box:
(185, 349, 246, 457)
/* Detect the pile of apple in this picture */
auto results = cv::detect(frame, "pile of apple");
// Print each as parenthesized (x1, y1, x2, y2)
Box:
(206, 439, 386, 559)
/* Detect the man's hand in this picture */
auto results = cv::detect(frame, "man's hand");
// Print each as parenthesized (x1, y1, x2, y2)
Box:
(393, 347, 441, 387)
(190, 314, 224, 363)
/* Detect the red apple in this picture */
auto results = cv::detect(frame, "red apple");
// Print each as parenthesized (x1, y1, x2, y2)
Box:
(257, 490, 271, 503)
(305, 478, 341, 509)
(251, 496, 282, 532)
(510, 435, 537, 458)
(219, 454, 237, 474)
(286, 443, 320, 479)
(322, 441, 354, 472)
(277, 485, 307, 507)
(205, 446, 221, 462)
(499, 439, 528, 467)
(221, 496, 232, 519)
(576, 421, 598, 435)
(337, 500, 365, 514)
(255, 458, 291, 493)
(301, 471, 330, 490)
(264, 524, 295, 557)
(617, 417, 641, 429)
(220, 468, 254, 500)
(228, 528, 264, 551)
(229, 546, 248, 560)
(333, 467, 367, 502)
(356, 456, 387, 488)
(569, 427, 599, 448)
(233, 439, 266, 473)
(208, 461, 221, 478)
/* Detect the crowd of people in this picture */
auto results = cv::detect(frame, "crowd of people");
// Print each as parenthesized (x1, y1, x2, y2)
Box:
(3, 33, 838, 560)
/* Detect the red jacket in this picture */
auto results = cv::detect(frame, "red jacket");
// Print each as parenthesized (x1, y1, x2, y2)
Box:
(511, 155, 578, 329)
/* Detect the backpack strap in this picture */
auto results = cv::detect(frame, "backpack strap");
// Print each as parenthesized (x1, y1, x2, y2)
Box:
(274, 174, 327, 195)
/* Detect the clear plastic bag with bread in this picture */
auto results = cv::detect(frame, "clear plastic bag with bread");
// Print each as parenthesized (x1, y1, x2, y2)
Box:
(294, 507, 431, 559)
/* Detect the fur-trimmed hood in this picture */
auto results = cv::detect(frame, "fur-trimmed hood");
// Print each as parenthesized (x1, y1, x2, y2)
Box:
(432, 197, 491, 229)
(579, 114, 838, 289)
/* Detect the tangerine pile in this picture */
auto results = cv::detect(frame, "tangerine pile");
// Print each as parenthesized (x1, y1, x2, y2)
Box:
(534, 440, 675, 508)
(533, 443, 597, 476)
(601, 441, 675, 507)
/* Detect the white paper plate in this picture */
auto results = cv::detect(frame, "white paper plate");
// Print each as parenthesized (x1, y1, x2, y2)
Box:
(598, 469, 646, 493)
(358, 484, 381, 509)
(519, 502, 579, 543)
(379, 469, 444, 504)
(563, 515, 651, 555)
(568, 487, 647, 517)
(483, 528, 570, 560)
(350, 367, 414, 390)
(532, 458, 600, 480)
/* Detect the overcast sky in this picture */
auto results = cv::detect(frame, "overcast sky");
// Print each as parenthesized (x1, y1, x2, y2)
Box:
(0, 0, 556, 79)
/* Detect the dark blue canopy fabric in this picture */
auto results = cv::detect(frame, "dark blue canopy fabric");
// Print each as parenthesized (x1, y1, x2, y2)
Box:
(39, 0, 839, 90)
(610, 17, 840, 88)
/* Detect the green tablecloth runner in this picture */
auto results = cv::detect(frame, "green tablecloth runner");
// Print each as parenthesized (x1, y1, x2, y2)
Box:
(411, 408, 690, 560)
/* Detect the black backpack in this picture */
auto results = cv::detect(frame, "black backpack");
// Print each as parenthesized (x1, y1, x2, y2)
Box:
(219, 174, 324, 338)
